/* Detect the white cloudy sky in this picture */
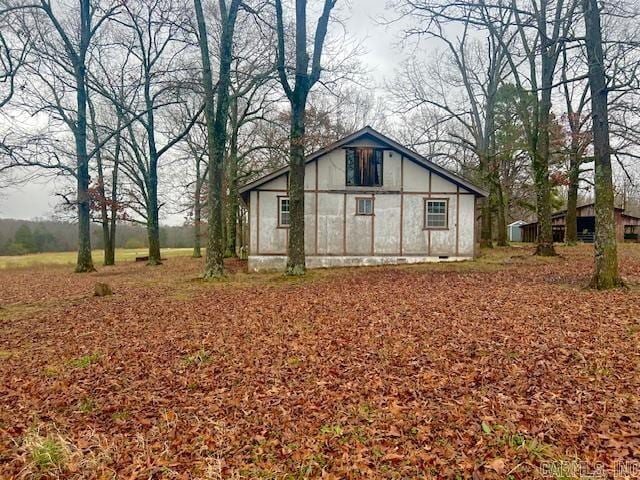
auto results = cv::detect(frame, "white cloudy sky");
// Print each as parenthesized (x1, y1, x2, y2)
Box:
(0, 0, 409, 223)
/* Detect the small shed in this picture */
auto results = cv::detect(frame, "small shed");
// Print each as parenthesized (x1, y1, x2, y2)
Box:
(508, 220, 526, 242)
(520, 203, 640, 243)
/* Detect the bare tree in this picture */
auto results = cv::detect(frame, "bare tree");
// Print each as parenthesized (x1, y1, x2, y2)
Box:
(390, 2, 516, 248)
(93, 0, 201, 265)
(0, 16, 28, 109)
(583, 0, 622, 288)
(224, 24, 278, 257)
(274, 0, 338, 275)
(560, 47, 592, 245)
(179, 118, 208, 259)
(487, 0, 580, 255)
(193, 0, 243, 278)
(87, 92, 123, 265)
(1, 0, 119, 272)
(493, 83, 534, 241)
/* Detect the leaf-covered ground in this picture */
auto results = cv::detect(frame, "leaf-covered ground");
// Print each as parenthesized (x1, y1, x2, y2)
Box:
(1, 245, 639, 479)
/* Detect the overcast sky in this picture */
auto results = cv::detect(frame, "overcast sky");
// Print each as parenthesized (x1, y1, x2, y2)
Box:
(0, 0, 404, 224)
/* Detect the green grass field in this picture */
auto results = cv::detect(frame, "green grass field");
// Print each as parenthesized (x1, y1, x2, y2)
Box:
(0, 248, 196, 269)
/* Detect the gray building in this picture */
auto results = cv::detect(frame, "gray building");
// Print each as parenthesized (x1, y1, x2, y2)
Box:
(508, 220, 527, 242)
(240, 127, 487, 272)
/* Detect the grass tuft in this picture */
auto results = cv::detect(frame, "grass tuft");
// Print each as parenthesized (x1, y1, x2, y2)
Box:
(24, 430, 69, 472)
(76, 397, 95, 414)
(69, 354, 100, 369)
(0, 350, 13, 360)
(183, 348, 212, 366)
(111, 411, 129, 422)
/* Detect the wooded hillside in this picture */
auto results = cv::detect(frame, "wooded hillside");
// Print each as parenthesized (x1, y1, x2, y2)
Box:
(0, 218, 193, 256)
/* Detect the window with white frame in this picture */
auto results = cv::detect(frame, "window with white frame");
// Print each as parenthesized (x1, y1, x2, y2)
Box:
(278, 197, 290, 227)
(424, 199, 448, 229)
(356, 197, 374, 215)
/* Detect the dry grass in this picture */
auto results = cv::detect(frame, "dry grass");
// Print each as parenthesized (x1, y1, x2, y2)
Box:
(0, 248, 195, 269)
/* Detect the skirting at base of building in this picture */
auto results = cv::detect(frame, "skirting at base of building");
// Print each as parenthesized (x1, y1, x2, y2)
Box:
(248, 255, 473, 273)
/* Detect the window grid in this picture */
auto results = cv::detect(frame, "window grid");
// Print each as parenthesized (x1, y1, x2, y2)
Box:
(356, 197, 374, 216)
(425, 199, 448, 229)
(278, 197, 290, 227)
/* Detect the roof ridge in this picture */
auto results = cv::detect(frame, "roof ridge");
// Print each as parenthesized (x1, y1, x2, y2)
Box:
(239, 127, 488, 197)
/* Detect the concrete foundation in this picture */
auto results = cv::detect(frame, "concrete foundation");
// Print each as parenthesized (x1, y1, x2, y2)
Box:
(248, 255, 472, 273)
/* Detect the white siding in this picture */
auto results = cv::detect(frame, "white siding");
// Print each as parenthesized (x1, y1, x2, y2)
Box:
(429, 194, 457, 255)
(317, 150, 346, 190)
(345, 195, 372, 255)
(403, 160, 430, 192)
(249, 191, 258, 255)
(458, 194, 475, 255)
(247, 140, 480, 270)
(304, 161, 316, 190)
(257, 191, 287, 254)
(260, 175, 287, 191)
(402, 194, 429, 255)
(374, 195, 401, 254)
(304, 193, 316, 252)
(431, 174, 458, 193)
(382, 151, 402, 190)
(316, 193, 344, 254)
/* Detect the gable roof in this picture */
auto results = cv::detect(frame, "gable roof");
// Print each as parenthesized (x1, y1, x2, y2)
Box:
(239, 126, 488, 197)
(508, 220, 527, 227)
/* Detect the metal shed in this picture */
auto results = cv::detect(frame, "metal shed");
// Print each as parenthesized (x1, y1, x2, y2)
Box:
(519, 203, 640, 243)
(508, 220, 526, 242)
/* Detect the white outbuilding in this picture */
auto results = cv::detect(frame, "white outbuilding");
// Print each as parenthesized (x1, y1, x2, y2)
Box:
(240, 127, 488, 272)
(507, 220, 527, 242)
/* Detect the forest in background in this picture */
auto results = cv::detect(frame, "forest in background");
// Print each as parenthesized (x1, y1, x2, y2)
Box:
(0, 218, 193, 256)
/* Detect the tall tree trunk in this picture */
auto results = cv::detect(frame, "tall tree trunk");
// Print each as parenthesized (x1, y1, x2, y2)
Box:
(145, 169, 161, 265)
(533, 57, 557, 256)
(144, 81, 162, 265)
(286, 99, 307, 275)
(106, 115, 122, 266)
(480, 199, 493, 248)
(147, 194, 161, 265)
(479, 152, 493, 249)
(532, 152, 555, 255)
(195, 0, 241, 279)
(106, 165, 118, 265)
(96, 158, 111, 262)
(74, 0, 94, 273)
(193, 168, 203, 258)
(225, 98, 239, 258)
(495, 180, 508, 246)
(583, 0, 622, 289)
(561, 49, 584, 248)
(194, 0, 221, 277)
(565, 149, 580, 245)
(88, 96, 113, 265)
(274, 0, 336, 275)
(480, 67, 500, 250)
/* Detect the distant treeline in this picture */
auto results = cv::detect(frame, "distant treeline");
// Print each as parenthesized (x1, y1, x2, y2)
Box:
(0, 218, 194, 256)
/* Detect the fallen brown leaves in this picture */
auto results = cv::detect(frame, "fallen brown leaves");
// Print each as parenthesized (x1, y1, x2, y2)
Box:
(0, 246, 639, 479)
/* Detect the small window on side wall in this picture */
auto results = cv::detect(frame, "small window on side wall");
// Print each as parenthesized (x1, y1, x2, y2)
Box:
(356, 197, 374, 215)
(278, 197, 290, 227)
(425, 199, 448, 229)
